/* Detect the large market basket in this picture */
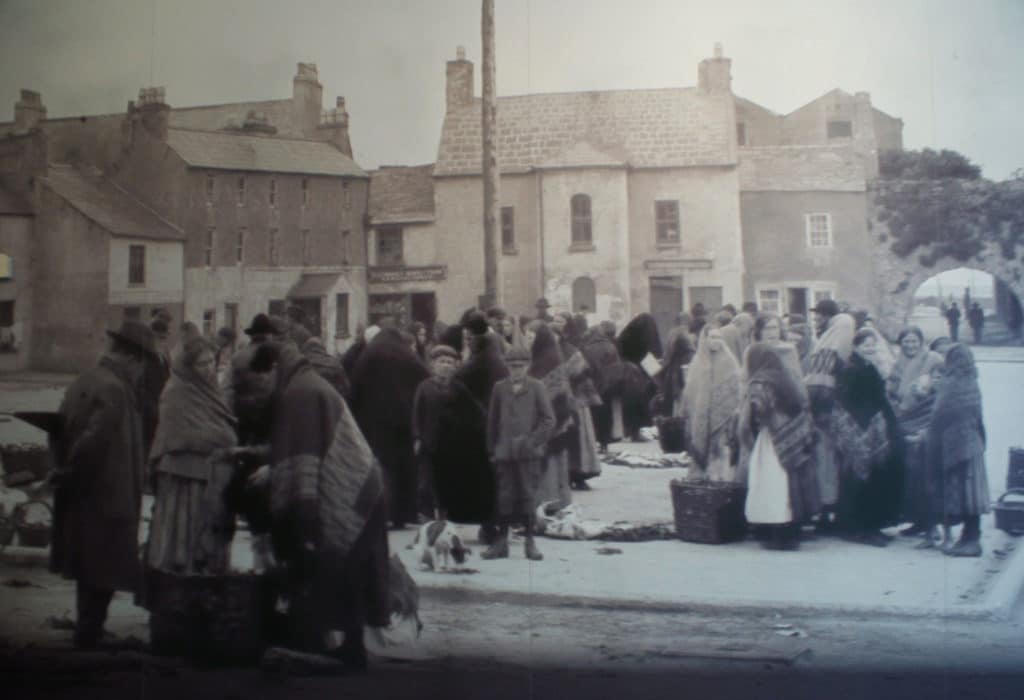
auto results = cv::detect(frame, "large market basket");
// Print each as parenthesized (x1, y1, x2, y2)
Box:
(669, 479, 747, 544)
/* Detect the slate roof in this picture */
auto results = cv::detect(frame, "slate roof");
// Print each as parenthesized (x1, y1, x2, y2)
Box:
(166, 128, 367, 178)
(42, 165, 185, 241)
(435, 88, 736, 176)
(0, 184, 33, 215)
(169, 99, 299, 136)
(738, 146, 866, 192)
(368, 165, 435, 224)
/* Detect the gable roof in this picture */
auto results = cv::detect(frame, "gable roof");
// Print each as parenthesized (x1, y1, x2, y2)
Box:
(738, 145, 866, 192)
(369, 164, 435, 224)
(42, 165, 185, 241)
(435, 87, 736, 176)
(166, 128, 367, 178)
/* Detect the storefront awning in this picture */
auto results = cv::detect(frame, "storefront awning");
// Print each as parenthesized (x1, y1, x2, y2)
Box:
(287, 273, 341, 299)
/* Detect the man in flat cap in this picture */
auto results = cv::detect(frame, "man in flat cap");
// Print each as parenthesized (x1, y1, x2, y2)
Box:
(51, 320, 157, 649)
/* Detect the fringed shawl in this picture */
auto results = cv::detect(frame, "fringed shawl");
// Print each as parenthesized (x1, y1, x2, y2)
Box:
(804, 313, 855, 392)
(889, 350, 944, 415)
(928, 343, 985, 469)
(682, 327, 742, 469)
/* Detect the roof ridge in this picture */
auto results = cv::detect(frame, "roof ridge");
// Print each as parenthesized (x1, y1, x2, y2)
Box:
(167, 126, 335, 145)
(170, 97, 290, 112)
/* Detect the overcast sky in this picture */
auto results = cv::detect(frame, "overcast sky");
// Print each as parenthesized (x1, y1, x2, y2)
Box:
(1, 0, 1022, 178)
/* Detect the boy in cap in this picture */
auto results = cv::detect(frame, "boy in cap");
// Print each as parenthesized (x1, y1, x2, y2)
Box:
(412, 344, 462, 520)
(484, 345, 555, 560)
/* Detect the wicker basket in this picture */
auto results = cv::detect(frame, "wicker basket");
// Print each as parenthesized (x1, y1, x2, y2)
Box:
(12, 500, 52, 549)
(670, 479, 747, 544)
(994, 489, 1024, 536)
(0, 444, 51, 482)
(1007, 448, 1024, 491)
(146, 569, 275, 664)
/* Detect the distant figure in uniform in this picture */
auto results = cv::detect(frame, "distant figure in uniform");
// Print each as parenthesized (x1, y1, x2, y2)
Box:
(945, 302, 961, 342)
(968, 303, 985, 345)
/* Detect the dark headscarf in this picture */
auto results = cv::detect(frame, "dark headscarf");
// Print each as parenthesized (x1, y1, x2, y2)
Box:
(744, 342, 807, 418)
(350, 328, 430, 436)
(529, 323, 563, 380)
(617, 313, 663, 364)
(438, 323, 465, 356)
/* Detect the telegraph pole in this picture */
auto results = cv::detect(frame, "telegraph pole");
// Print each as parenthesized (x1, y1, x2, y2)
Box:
(481, 0, 501, 308)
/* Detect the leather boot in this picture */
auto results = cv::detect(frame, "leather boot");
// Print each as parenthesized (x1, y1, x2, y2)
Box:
(481, 535, 509, 559)
(524, 537, 543, 561)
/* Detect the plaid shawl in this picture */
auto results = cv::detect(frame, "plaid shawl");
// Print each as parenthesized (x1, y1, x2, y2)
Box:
(804, 314, 855, 392)
(928, 343, 985, 470)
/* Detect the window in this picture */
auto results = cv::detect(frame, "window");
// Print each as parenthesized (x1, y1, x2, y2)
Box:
(202, 309, 216, 337)
(268, 228, 279, 266)
(0, 300, 14, 327)
(501, 206, 515, 253)
(122, 306, 141, 321)
(570, 194, 592, 245)
(269, 178, 277, 207)
(758, 288, 782, 314)
(225, 303, 239, 334)
(736, 122, 747, 146)
(237, 176, 246, 206)
(827, 120, 852, 139)
(572, 277, 596, 313)
(655, 200, 680, 244)
(377, 228, 403, 266)
(128, 244, 145, 285)
(205, 174, 215, 203)
(805, 213, 833, 248)
(341, 229, 351, 265)
(236, 229, 245, 264)
(302, 178, 310, 206)
(0, 253, 11, 279)
(813, 289, 834, 305)
(301, 229, 311, 266)
(335, 293, 350, 337)
(205, 228, 216, 267)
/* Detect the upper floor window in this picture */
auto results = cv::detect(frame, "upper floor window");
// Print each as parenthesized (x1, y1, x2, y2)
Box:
(269, 178, 277, 207)
(205, 174, 215, 203)
(805, 213, 833, 248)
(0, 253, 12, 280)
(341, 229, 351, 265)
(501, 206, 516, 253)
(827, 120, 852, 139)
(655, 200, 680, 244)
(302, 178, 310, 207)
(570, 194, 592, 245)
(205, 228, 216, 267)
(128, 245, 145, 285)
(301, 229, 311, 266)
(236, 229, 246, 264)
(237, 176, 246, 206)
(377, 228, 404, 266)
(268, 228, 279, 266)
(736, 122, 747, 146)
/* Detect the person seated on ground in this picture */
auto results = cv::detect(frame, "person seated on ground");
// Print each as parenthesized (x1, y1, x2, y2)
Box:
(484, 346, 555, 561)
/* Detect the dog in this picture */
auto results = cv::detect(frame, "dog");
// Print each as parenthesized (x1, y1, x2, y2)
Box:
(406, 520, 471, 572)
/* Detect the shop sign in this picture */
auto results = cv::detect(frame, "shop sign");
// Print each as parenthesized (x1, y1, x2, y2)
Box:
(368, 265, 447, 284)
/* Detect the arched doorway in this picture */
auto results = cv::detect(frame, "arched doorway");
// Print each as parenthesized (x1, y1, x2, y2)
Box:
(909, 267, 1022, 345)
(572, 276, 596, 314)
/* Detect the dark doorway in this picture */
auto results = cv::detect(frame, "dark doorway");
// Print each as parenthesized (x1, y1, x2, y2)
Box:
(411, 292, 437, 334)
(688, 286, 723, 316)
(787, 287, 808, 317)
(650, 276, 683, 347)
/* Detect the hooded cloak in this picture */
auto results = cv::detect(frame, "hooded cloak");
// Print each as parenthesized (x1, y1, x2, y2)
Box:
(681, 327, 742, 474)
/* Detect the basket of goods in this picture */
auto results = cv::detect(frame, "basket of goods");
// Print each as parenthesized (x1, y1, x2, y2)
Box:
(12, 500, 53, 548)
(994, 489, 1024, 536)
(1007, 448, 1024, 491)
(656, 416, 687, 454)
(146, 568, 276, 663)
(669, 478, 747, 544)
(0, 443, 52, 483)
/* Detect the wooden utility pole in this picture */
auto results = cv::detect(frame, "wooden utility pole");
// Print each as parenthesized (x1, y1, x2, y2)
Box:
(481, 0, 500, 308)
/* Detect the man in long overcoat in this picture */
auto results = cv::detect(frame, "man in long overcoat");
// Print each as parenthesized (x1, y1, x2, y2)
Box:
(51, 320, 156, 649)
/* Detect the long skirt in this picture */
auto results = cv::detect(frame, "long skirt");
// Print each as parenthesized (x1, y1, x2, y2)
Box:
(611, 398, 625, 441)
(569, 407, 602, 481)
(902, 436, 930, 525)
(147, 471, 233, 576)
(943, 454, 991, 523)
(813, 413, 840, 507)
(536, 445, 572, 510)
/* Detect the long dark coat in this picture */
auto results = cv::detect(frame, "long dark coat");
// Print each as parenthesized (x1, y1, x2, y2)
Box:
(453, 332, 509, 410)
(51, 356, 145, 592)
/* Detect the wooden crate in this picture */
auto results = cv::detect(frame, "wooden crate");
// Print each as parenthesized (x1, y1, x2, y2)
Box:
(670, 479, 747, 544)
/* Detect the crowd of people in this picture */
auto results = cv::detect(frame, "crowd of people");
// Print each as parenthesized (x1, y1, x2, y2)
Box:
(46, 292, 991, 667)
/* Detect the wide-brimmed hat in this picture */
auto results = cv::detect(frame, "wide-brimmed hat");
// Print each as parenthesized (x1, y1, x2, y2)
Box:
(244, 313, 285, 337)
(106, 320, 157, 358)
(810, 299, 840, 317)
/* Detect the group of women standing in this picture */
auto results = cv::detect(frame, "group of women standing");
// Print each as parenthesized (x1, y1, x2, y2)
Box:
(655, 306, 990, 555)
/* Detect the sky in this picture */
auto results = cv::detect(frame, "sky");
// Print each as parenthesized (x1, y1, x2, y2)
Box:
(1, 0, 1022, 179)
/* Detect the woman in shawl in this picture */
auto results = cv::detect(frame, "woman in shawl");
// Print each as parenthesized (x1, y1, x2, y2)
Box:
(145, 336, 238, 578)
(681, 325, 742, 482)
(654, 324, 696, 419)
(740, 342, 819, 549)
(886, 327, 945, 538)
(526, 321, 573, 508)
(833, 329, 905, 547)
(616, 313, 662, 442)
(926, 343, 989, 557)
(803, 311, 856, 515)
(552, 312, 602, 489)
(720, 311, 755, 364)
(784, 314, 813, 364)
(349, 327, 431, 529)
(581, 321, 624, 452)
(249, 340, 389, 668)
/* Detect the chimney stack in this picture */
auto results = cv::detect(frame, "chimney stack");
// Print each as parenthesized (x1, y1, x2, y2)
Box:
(698, 42, 732, 95)
(242, 110, 278, 135)
(446, 46, 474, 112)
(293, 62, 323, 138)
(137, 87, 170, 140)
(318, 96, 352, 157)
(14, 89, 46, 131)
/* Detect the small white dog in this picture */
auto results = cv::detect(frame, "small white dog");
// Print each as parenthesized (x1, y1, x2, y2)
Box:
(407, 520, 471, 571)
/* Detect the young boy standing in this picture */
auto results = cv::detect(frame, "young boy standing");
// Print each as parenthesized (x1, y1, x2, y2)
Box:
(413, 344, 461, 520)
(484, 346, 555, 560)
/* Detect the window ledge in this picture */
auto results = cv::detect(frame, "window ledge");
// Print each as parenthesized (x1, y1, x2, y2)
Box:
(656, 242, 682, 250)
(568, 243, 596, 253)
(502, 247, 519, 256)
